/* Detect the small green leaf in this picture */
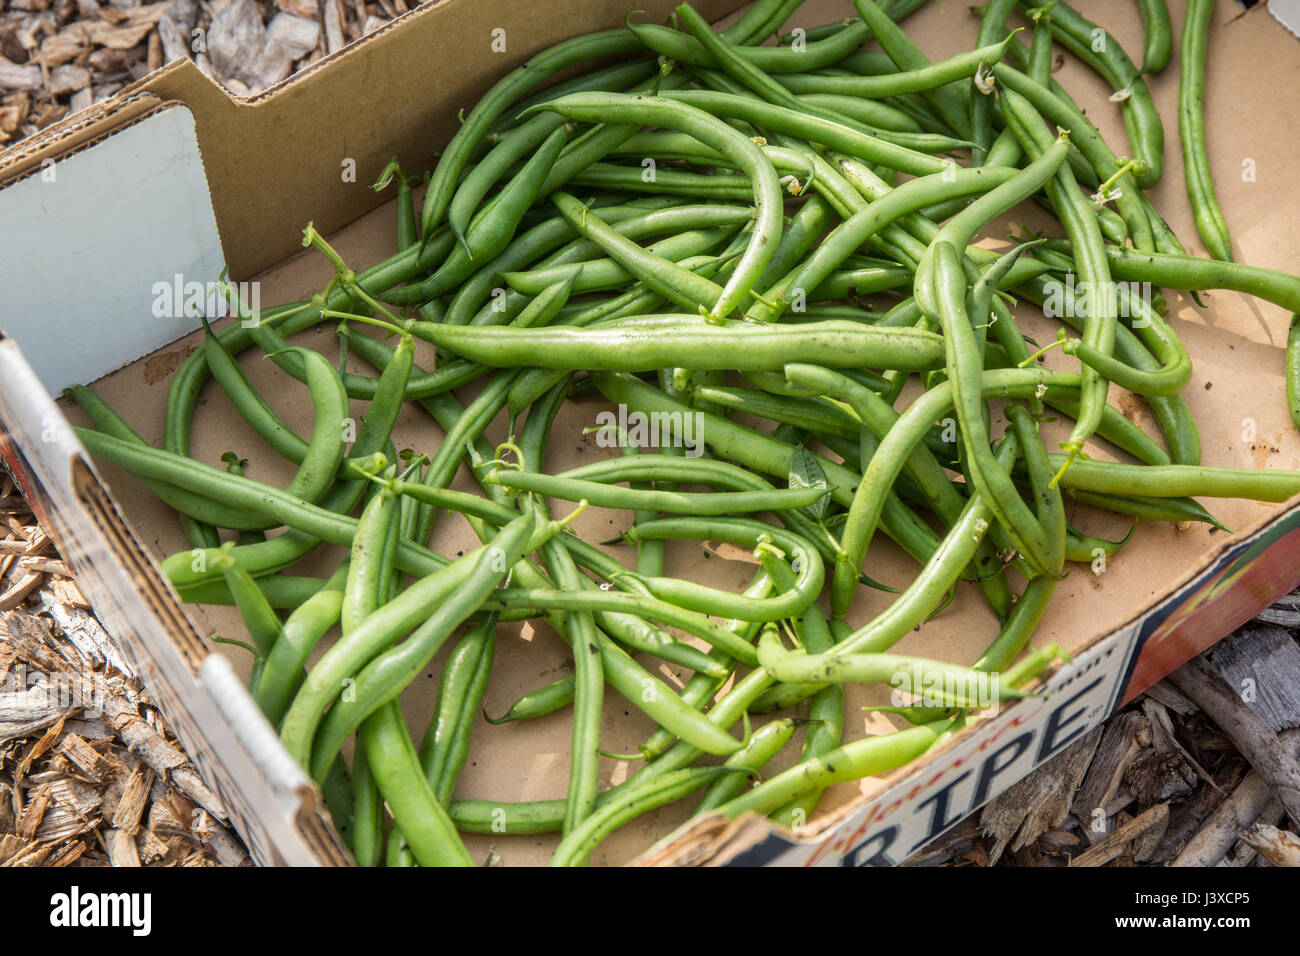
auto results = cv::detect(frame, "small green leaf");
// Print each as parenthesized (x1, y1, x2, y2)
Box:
(788, 446, 830, 521)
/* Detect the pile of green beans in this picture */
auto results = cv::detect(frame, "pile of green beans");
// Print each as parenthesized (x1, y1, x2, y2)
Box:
(69, 0, 1300, 867)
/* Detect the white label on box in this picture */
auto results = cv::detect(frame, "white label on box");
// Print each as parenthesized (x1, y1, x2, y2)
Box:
(0, 105, 222, 394)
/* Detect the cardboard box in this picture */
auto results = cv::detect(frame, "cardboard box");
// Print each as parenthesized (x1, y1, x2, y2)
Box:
(1, 0, 1298, 866)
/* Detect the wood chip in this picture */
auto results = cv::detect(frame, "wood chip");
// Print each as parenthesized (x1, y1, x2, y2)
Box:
(16, 783, 50, 840)
(45, 62, 87, 95)
(0, 572, 44, 613)
(277, 0, 318, 16)
(1241, 821, 1300, 867)
(1070, 802, 1170, 867)
(981, 725, 1104, 864)
(1205, 625, 1300, 732)
(0, 57, 42, 92)
(1073, 712, 1150, 841)
(322, 0, 343, 53)
(1173, 729, 1300, 866)
(103, 826, 140, 866)
(58, 733, 107, 779)
(266, 11, 317, 59)
(206, 0, 265, 80)
(156, 9, 189, 63)
(1168, 654, 1300, 828)
(35, 33, 84, 69)
(47, 838, 88, 866)
(109, 764, 151, 833)
(135, 825, 168, 863)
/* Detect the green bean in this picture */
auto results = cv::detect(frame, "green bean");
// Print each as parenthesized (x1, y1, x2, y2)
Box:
(756, 637, 1031, 707)
(549, 767, 740, 866)
(566, 163, 754, 200)
(481, 587, 761, 666)
(913, 130, 1070, 319)
(200, 318, 307, 464)
(359, 702, 474, 867)
(1007, 403, 1066, 574)
(65, 385, 243, 543)
(1063, 488, 1230, 531)
(661, 89, 956, 178)
(419, 28, 646, 237)
(621, 517, 823, 623)
(447, 60, 659, 244)
(772, 35, 1015, 101)
(254, 561, 349, 725)
(549, 191, 730, 313)
(484, 467, 827, 515)
(389, 127, 568, 306)
(174, 574, 328, 610)
(1137, 0, 1173, 73)
(1065, 522, 1137, 564)
(1024, 0, 1163, 188)
(936, 241, 1063, 577)
(971, 0, 1018, 163)
(528, 91, 782, 320)
(851, 0, 972, 137)
(499, 226, 738, 296)
(833, 366, 1081, 621)
(1179, 0, 1232, 262)
(486, 675, 575, 725)
(1001, 88, 1116, 461)
(593, 371, 948, 569)
(350, 735, 384, 867)
(989, 63, 1154, 253)
(695, 718, 798, 815)
(411, 316, 947, 373)
(628, 15, 871, 73)
(751, 165, 1019, 322)
(280, 511, 556, 770)
(713, 717, 960, 819)
(159, 315, 414, 588)
(1046, 457, 1300, 502)
(1289, 316, 1300, 433)
(638, 571, 771, 760)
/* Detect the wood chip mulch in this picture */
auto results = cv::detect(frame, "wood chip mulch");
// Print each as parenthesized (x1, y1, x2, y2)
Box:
(909, 603, 1300, 868)
(0, 0, 422, 147)
(0, 472, 251, 867)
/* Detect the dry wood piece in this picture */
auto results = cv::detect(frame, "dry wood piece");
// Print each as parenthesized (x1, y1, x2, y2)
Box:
(1073, 711, 1150, 841)
(110, 765, 152, 833)
(0, 57, 42, 91)
(1172, 729, 1300, 866)
(1069, 802, 1170, 868)
(980, 725, 1104, 864)
(278, 0, 318, 16)
(1150, 756, 1247, 863)
(323, 0, 344, 53)
(1241, 821, 1300, 867)
(1168, 654, 1300, 828)
(267, 11, 318, 59)
(206, 0, 265, 80)
(57, 732, 108, 779)
(1205, 625, 1300, 731)
(1254, 589, 1300, 629)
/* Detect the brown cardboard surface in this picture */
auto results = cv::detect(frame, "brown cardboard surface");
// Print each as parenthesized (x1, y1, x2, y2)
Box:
(47, 0, 1300, 865)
